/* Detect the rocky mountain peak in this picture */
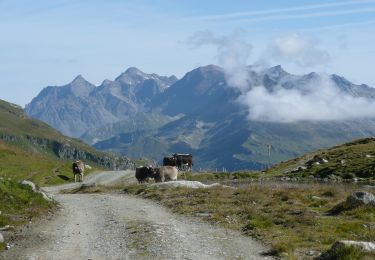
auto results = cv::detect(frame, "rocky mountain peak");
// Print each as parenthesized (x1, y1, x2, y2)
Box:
(265, 65, 289, 79)
(115, 67, 148, 85)
(68, 74, 95, 97)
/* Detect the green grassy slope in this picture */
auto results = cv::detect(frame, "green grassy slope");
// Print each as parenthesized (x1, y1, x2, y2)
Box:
(266, 137, 375, 180)
(0, 99, 134, 186)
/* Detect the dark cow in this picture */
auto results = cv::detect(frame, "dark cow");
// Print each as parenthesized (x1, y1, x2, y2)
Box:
(163, 156, 177, 167)
(173, 154, 193, 172)
(154, 166, 178, 182)
(72, 160, 85, 183)
(135, 166, 155, 183)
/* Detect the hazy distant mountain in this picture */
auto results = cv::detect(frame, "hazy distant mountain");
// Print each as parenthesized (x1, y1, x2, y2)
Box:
(26, 68, 177, 137)
(26, 65, 375, 170)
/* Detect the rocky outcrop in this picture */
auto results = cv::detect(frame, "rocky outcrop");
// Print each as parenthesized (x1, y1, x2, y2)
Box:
(0, 134, 135, 170)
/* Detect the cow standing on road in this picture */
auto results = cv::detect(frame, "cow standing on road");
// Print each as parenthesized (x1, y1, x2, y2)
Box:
(154, 166, 178, 182)
(135, 166, 155, 183)
(72, 160, 85, 183)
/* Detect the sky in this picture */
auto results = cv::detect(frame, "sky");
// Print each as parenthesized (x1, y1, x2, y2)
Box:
(0, 0, 375, 107)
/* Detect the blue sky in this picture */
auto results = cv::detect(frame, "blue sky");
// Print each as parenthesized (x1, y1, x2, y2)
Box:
(0, 0, 375, 106)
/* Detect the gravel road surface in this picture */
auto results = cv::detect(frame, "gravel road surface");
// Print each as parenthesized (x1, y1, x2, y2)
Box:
(1, 171, 273, 260)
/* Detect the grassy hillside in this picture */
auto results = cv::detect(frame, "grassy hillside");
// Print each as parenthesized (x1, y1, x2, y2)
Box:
(0, 99, 134, 185)
(265, 137, 375, 181)
(0, 140, 74, 185)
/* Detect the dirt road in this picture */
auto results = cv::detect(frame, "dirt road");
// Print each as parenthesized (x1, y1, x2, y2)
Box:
(1, 171, 273, 260)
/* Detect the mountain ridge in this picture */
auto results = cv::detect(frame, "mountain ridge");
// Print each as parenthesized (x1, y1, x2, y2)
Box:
(26, 65, 375, 170)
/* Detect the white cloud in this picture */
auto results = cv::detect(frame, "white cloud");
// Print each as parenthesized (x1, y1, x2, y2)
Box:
(268, 33, 330, 68)
(187, 30, 252, 92)
(241, 75, 375, 122)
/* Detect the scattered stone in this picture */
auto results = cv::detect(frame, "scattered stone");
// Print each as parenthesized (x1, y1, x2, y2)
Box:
(0, 225, 15, 231)
(291, 166, 307, 173)
(305, 155, 329, 168)
(366, 154, 372, 158)
(311, 196, 322, 201)
(0, 232, 3, 243)
(195, 213, 211, 217)
(317, 240, 375, 259)
(152, 180, 229, 189)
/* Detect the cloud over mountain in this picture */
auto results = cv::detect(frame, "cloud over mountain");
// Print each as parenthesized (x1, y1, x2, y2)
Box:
(268, 33, 331, 68)
(241, 75, 375, 122)
(187, 30, 375, 123)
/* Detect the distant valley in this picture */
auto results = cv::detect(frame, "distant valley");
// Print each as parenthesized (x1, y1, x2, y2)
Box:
(26, 65, 375, 170)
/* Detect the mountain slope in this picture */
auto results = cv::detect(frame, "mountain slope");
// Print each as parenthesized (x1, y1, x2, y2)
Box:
(0, 99, 134, 185)
(267, 136, 375, 180)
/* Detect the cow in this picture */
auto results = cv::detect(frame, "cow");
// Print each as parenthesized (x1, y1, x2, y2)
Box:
(173, 153, 193, 172)
(135, 166, 155, 183)
(154, 166, 178, 182)
(72, 160, 85, 183)
(163, 156, 177, 167)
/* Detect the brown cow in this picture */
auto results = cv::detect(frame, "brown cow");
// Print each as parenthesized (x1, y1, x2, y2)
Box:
(154, 166, 178, 182)
(72, 160, 85, 182)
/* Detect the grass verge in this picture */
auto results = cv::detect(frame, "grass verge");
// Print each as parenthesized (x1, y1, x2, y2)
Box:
(122, 182, 375, 259)
(0, 178, 55, 250)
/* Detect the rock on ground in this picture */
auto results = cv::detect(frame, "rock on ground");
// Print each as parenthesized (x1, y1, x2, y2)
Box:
(20, 180, 37, 192)
(347, 191, 375, 207)
(152, 180, 225, 189)
(328, 191, 375, 214)
(0, 232, 3, 243)
(20, 180, 52, 201)
(318, 240, 375, 259)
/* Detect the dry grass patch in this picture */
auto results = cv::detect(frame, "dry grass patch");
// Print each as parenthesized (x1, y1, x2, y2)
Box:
(123, 182, 375, 259)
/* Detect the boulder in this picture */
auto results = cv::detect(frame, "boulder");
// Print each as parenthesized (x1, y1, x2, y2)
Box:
(328, 191, 375, 214)
(0, 232, 3, 243)
(346, 191, 375, 207)
(317, 240, 375, 259)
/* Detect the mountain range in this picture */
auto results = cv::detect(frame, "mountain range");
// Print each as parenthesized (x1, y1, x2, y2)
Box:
(26, 65, 375, 170)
